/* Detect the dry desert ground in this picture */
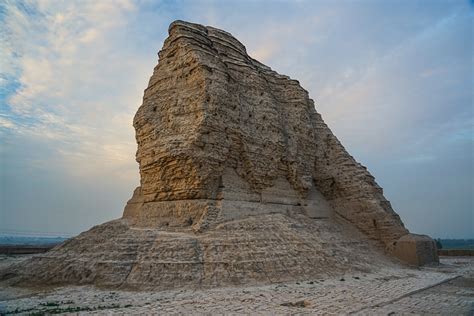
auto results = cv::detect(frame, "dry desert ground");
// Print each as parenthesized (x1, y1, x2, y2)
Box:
(1, 255, 472, 315)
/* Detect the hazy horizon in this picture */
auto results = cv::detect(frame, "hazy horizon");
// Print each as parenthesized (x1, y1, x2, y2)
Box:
(1, 0, 473, 239)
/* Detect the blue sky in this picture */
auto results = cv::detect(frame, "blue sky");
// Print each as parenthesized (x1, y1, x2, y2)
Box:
(0, 0, 472, 238)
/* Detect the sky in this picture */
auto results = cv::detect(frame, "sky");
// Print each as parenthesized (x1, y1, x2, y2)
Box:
(0, 0, 472, 238)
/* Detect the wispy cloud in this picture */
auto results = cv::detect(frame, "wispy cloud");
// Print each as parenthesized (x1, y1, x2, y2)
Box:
(0, 116, 15, 129)
(0, 0, 150, 180)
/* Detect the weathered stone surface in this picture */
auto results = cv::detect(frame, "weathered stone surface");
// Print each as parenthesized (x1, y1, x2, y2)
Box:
(128, 20, 410, 249)
(393, 234, 439, 266)
(0, 20, 438, 290)
(1, 215, 394, 290)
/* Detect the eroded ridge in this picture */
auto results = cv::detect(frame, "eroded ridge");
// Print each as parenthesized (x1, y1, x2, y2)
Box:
(127, 20, 408, 249)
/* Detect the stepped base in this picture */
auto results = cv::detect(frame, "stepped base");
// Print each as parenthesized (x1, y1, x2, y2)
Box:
(1, 214, 395, 290)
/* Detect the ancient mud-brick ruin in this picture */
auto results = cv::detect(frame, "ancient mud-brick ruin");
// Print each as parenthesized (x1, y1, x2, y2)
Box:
(1, 21, 438, 290)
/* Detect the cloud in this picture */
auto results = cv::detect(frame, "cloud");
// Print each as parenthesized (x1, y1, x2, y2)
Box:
(0, 116, 15, 129)
(0, 0, 150, 181)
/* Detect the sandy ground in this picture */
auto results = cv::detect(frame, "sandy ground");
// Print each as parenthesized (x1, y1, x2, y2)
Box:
(0, 255, 472, 315)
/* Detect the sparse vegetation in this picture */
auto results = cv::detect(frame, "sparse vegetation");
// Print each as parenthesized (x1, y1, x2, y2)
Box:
(39, 301, 60, 307)
(5, 303, 130, 315)
(437, 239, 474, 250)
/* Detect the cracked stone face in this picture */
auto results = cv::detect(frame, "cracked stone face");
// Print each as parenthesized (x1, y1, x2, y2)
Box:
(127, 20, 409, 249)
